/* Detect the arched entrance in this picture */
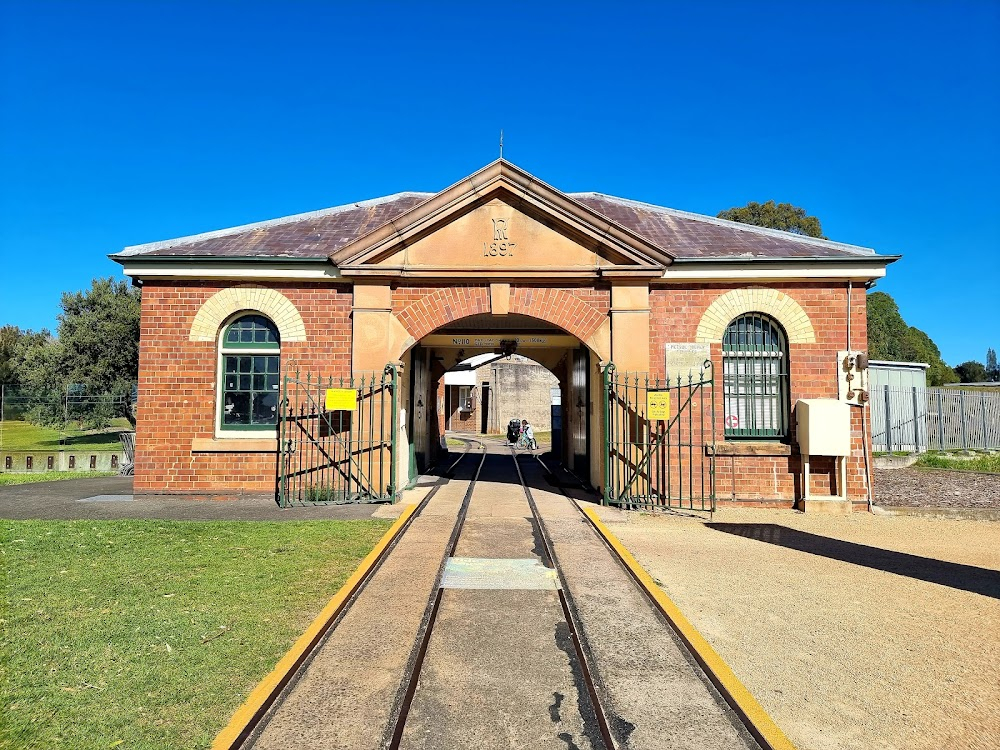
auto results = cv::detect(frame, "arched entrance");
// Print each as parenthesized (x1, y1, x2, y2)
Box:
(400, 312, 600, 488)
(277, 161, 669, 505)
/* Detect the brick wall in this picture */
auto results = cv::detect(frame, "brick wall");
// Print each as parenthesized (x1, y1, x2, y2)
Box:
(648, 282, 871, 507)
(479, 358, 558, 433)
(135, 277, 872, 507)
(392, 283, 611, 343)
(134, 281, 352, 495)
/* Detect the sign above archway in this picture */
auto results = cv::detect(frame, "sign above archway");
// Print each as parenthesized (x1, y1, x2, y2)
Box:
(421, 334, 579, 349)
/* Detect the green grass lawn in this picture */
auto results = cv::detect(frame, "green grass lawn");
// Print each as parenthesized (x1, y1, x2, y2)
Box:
(0, 519, 392, 750)
(914, 451, 1000, 473)
(0, 420, 130, 452)
(0, 471, 118, 486)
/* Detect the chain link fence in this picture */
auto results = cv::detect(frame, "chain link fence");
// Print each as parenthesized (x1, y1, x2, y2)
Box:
(0, 384, 133, 458)
(1, 385, 128, 427)
(870, 385, 1000, 453)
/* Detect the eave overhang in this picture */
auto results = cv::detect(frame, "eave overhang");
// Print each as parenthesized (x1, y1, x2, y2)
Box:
(110, 254, 344, 282)
(655, 254, 901, 283)
(111, 252, 900, 283)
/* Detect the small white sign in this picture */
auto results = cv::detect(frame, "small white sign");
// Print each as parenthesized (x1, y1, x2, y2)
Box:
(664, 343, 711, 379)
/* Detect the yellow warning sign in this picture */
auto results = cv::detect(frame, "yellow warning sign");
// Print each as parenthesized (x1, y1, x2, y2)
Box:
(646, 391, 670, 420)
(325, 388, 357, 411)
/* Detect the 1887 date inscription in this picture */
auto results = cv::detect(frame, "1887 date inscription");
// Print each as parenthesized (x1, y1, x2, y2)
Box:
(484, 218, 516, 257)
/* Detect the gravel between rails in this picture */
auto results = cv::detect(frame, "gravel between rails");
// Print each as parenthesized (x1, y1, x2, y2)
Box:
(607, 508, 1000, 750)
(874, 467, 1000, 509)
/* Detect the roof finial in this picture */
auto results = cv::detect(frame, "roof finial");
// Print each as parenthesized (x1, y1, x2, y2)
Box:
(499, 129, 504, 160)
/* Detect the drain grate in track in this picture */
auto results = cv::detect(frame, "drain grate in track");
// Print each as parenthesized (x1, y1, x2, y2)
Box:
(440, 557, 560, 590)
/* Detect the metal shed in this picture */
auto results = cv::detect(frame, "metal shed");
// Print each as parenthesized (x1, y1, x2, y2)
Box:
(868, 360, 929, 452)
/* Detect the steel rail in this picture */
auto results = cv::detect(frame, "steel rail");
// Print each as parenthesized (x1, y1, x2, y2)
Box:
(512, 450, 617, 750)
(388, 442, 618, 750)
(225, 479, 445, 749)
(444, 435, 480, 475)
(534, 455, 777, 750)
(234, 443, 486, 749)
(386, 438, 487, 750)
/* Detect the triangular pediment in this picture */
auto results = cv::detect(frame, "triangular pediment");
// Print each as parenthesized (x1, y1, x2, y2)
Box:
(331, 160, 671, 279)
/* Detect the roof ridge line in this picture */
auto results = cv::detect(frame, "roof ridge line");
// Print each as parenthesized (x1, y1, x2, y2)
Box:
(117, 191, 434, 256)
(570, 192, 877, 256)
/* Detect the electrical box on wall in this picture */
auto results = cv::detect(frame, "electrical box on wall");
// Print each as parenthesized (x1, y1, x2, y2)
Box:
(837, 350, 869, 405)
(796, 398, 852, 509)
(797, 399, 851, 456)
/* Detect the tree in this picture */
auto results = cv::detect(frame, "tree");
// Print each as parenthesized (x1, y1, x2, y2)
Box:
(57, 277, 141, 426)
(865, 291, 958, 386)
(0, 325, 22, 384)
(717, 200, 825, 238)
(2, 330, 63, 425)
(866, 292, 907, 361)
(1, 327, 56, 390)
(955, 361, 988, 383)
(2, 278, 141, 429)
(987, 348, 999, 382)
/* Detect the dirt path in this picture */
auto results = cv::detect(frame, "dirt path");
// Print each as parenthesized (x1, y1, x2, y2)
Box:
(607, 508, 1000, 750)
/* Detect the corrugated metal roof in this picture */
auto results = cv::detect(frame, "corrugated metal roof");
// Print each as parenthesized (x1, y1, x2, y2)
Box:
(118, 192, 431, 259)
(570, 193, 876, 259)
(869, 360, 931, 369)
(115, 171, 883, 262)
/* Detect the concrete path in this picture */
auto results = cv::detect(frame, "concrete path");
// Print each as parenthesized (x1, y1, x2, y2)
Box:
(397, 450, 601, 750)
(0, 476, 380, 520)
(246, 449, 759, 749)
(525, 459, 757, 750)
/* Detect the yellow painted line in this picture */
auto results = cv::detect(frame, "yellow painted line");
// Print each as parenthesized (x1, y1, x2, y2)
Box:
(212, 503, 420, 750)
(581, 506, 797, 750)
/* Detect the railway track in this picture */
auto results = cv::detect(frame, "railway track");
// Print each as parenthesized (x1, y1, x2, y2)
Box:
(228, 440, 780, 750)
(386, 443, 615, 749)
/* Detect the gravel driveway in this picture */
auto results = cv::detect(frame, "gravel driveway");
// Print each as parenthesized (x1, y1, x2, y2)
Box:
(875, 467, 1000, 509)
(606, 507, 1000, 750)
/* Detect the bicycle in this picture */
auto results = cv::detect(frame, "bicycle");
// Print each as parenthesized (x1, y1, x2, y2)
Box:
(514, 434, 537, 450)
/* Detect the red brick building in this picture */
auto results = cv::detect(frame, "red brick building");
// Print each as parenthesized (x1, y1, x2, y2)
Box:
(113, 160, 896, 511)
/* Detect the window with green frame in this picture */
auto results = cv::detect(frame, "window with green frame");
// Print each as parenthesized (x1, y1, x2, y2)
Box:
(722, 313, 789, 439)
(220, 314, 280, 430)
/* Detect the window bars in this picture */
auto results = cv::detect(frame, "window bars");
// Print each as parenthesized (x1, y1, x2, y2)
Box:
(722, 313, 789, 439)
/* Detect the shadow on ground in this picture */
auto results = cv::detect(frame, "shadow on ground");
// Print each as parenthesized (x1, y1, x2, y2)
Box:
(708, 523, 1000, 600)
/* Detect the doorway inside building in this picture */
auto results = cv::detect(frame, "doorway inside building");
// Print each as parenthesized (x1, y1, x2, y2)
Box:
(400, 313, 600, 489)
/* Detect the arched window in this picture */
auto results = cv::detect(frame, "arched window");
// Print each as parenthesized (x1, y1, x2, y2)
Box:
(219, 314, 280, 430)
(722, 313, 789, 439)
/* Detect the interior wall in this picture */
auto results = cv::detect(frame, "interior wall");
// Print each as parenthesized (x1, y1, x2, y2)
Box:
(400, 331, 604, 488)
(396, 349, 412, 490)
(590, 357, 603, 491)
(484, 359, 558, 434)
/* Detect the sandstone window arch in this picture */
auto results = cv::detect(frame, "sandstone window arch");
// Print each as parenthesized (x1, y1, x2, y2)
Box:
(695, 287, 816, 345)
(189, 285, 306, 343)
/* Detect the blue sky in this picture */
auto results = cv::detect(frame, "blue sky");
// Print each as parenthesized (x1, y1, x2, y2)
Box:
(1, 1, 997, 366)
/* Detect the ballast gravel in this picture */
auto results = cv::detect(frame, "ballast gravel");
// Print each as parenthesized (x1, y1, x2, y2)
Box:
(608, 507, 1000, 750)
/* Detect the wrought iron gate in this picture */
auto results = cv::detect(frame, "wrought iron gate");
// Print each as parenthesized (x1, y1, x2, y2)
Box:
(277, 365, 398, 507)
(603, 363, 716, 511)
